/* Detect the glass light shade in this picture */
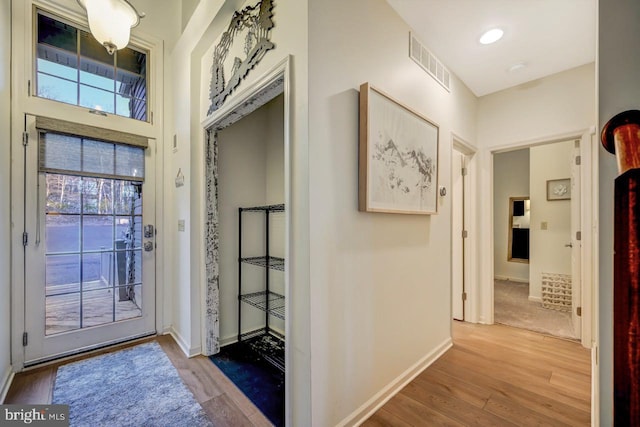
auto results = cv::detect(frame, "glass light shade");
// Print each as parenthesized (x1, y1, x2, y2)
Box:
(479, 28, 504, 45)
(77, 0, 141, 54)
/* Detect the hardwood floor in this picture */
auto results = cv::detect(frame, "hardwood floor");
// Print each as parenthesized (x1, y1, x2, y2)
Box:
(363, 321, 591, 426)
(4, 322, 591, 426)
(4, 335, 273, 427)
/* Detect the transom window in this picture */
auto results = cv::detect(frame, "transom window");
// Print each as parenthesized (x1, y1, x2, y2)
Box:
(35, 10, 148, 122)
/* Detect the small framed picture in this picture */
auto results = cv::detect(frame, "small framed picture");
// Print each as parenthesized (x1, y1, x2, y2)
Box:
(546, 178, 571, 201)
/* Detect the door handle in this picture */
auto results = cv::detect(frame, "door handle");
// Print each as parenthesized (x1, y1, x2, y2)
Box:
(144, 241, 154, 252)
(565, 243, 573, 248)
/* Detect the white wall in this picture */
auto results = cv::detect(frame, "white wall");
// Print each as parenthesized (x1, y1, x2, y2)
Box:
(217, 95, 284, 344)
(308, 0, 477, 424)
(170, 1, 310, 424)
(597, 0, 640, 422)
(493, 149, 530, 282)
(476, 63, 595, 323)
(1, 0, 12, 400)
(181, 0, 199, 32)
(529, 141, 573, 299)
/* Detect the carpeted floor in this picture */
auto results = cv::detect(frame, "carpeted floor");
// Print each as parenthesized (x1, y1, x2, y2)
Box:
(494, 279, 577, 340)
(210, 336, 284, 427)
(53, 342, 212, 427)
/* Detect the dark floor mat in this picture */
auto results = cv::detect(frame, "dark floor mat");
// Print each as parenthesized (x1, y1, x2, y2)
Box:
(209, 336, 284, 426)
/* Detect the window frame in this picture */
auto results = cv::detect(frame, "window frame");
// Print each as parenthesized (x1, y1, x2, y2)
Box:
(33, 7, 151, 124)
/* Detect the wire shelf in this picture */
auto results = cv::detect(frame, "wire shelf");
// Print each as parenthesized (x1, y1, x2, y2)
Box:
(240, 291, 285, 319)
(239, 330, 285, 372)
(240, 256, 284, 271)
(240, 204, 285, 212)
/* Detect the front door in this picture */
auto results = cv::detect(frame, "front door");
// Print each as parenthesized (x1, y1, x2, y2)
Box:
(23, 116, 156, 365)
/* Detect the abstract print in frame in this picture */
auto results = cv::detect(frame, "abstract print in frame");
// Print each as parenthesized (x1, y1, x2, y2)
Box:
(359, 83, 439, 214)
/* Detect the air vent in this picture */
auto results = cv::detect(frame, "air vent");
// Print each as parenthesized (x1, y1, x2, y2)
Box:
(409, 32, 451, 92)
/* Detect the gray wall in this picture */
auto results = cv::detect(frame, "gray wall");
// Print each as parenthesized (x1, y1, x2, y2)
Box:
(493, 149, 530, 282)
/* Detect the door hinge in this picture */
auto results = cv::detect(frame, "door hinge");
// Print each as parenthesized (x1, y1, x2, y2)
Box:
(22, 232, 28, 247)
(577, 306, 582, 317)
(23, 332, 28, 347)
(27, 80, 31, 96)
(575, 155, 581, 166)
(461, 167, 468, 176)
(462, 230, 468, 238)
(22, 131, 29, 146)
(462, 292, 468, 301)
(576, 231, 582, 241)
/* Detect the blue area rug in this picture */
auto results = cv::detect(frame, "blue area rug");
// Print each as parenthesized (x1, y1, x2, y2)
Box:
(53, 342, 212, 427)
(209, 337, 284, 427)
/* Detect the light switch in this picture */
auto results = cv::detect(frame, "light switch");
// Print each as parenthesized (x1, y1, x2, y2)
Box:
(541, 221, 548, 230)
(178, 219, 185, 232)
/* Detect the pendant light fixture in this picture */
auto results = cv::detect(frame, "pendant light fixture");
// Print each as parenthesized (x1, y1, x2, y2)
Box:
(77, 0, 144, 55)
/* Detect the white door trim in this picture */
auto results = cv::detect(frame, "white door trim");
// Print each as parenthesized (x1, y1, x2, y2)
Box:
(479, 128, 597, 347)
(199, 55, 293, 425)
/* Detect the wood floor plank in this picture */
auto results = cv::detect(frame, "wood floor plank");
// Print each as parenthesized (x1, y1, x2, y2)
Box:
(201, 393, 254, 427)
(483, 393, 574, 427)
(4, 366, 55, 404)
(413, 369, 491, 409)
(361, 408, 413, 427)
(363, 322, 591, 426)
(385, 392, 465, 426)
(400, 380, 517, 426)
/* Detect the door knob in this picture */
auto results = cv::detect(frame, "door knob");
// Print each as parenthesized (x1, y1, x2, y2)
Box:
(565, 243, 573, 248)
(144, 241, 154, 252)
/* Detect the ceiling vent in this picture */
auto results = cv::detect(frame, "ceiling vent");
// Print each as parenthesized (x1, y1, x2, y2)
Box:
(409, 32, 451, 92)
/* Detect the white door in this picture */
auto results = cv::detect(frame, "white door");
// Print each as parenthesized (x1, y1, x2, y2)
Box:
(452, 150, 465, 320)
(570, 140, 582, 338)
(23, 116, 156, 365)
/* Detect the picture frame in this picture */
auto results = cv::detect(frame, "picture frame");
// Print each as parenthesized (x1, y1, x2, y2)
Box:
(546, 178, 571, 201)
(358, 83, 439, 214)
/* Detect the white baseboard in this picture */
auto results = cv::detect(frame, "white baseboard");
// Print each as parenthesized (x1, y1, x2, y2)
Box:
(528, 295, 542, 303)
(494, 275, 529, 284)
(0, 365, 14, 403)
(337, 338, 453, 427)
(168, 327, 201, 358)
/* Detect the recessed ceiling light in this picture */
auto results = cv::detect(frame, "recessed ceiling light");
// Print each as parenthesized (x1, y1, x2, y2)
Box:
(479, 28, 504, 45)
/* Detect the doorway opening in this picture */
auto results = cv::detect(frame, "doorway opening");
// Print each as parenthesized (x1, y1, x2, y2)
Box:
(492, 138, 585, 341)
(201, 58, 291, 427)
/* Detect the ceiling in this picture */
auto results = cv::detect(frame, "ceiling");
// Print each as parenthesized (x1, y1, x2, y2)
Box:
(386, 0, 597, 97)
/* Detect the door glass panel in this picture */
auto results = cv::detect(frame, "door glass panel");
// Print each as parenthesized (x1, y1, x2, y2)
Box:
(46, 215, 80, 253)
(115, 285, 142, 321)
(46, 293, 80, 335)
(83, 216, 114, 251)
(45, 173, 143, 335)
(45, 254, 80, 296)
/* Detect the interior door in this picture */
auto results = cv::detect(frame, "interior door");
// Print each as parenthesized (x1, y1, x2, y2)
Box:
(571, 139, 582, 338)
(23, 115, 156, 365)
(452, 150, 465, 320)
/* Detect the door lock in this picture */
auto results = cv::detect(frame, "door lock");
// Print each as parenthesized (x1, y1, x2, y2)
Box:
(144, 225, 154, 238)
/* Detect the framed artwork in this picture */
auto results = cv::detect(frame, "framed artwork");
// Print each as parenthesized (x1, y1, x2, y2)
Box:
(358, 83, 439, 214)
(547, 178, 571, 201)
